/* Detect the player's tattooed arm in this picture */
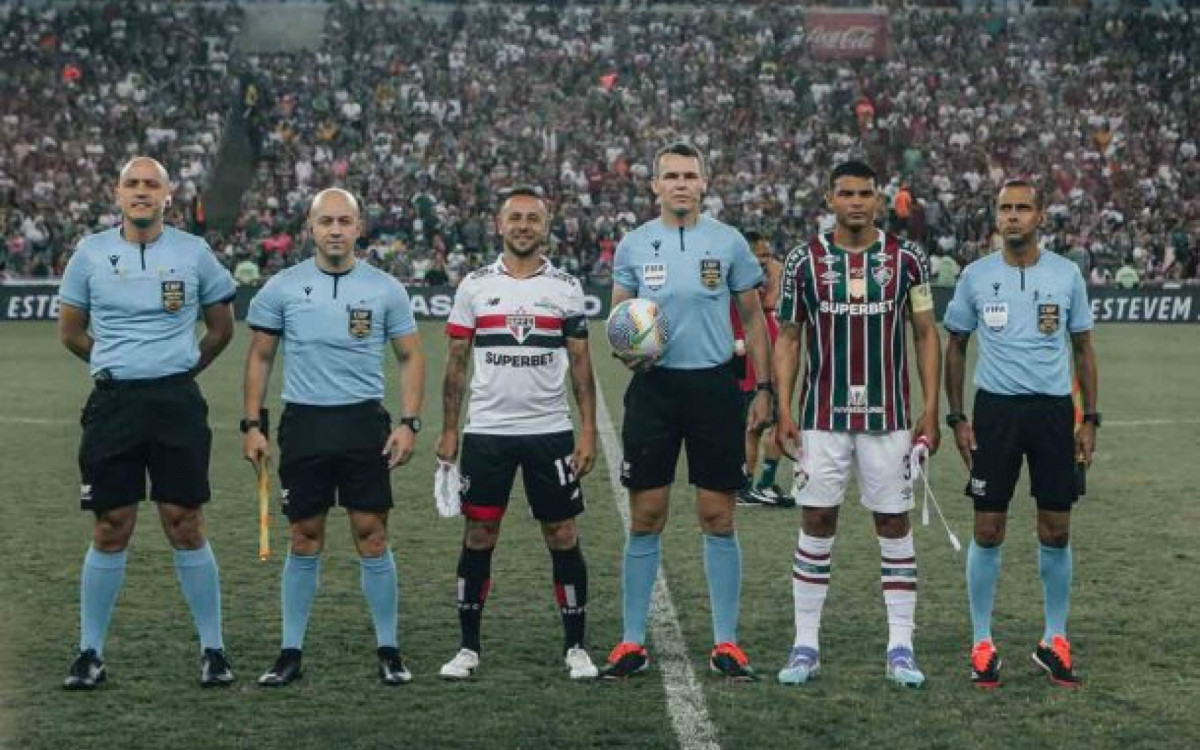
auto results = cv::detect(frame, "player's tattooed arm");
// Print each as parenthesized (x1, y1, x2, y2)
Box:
(438, 337, 472, 460)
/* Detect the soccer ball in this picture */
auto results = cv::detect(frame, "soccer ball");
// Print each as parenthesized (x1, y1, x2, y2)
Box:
(606, 298, 669, 361)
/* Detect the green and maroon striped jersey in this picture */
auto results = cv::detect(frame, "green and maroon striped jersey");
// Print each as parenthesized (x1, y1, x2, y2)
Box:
(778, 230, 931, 432)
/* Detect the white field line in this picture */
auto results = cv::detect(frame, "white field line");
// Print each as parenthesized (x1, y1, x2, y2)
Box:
(1102, 418, 1200, 427)
(0, 415, 237, 431)
(594, 387, 721, 750)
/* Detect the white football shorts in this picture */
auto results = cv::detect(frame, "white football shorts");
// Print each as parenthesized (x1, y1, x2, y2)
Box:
(792, 430, 914, 514)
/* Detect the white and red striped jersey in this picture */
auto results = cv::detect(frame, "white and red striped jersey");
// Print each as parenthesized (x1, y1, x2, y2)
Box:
(445, 256, 588, 435)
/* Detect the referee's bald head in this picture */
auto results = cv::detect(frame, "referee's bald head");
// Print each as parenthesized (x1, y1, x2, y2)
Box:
(119, 156, 170, 184)
(309, 188, 361, 221)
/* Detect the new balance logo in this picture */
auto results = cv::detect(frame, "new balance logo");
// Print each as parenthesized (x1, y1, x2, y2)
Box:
(969, 478, 987, 496)
(79, 484, 93, 502)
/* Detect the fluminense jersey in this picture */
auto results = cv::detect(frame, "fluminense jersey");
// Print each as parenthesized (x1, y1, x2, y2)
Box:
(445, 256, 588, 435)
(779, 229, 933, 432)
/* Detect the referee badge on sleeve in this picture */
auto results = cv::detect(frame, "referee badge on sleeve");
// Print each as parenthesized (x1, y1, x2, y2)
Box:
(161, 280, 185, 313)
(1037, 303, 1060, 334)
(348, 308, 373, 338)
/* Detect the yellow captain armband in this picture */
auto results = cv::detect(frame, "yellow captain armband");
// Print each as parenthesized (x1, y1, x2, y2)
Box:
(910, 283, 933, 313)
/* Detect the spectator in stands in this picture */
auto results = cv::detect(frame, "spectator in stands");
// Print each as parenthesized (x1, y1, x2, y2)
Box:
(1113, 257, 1140, 289)
(234, 255, 263, 286)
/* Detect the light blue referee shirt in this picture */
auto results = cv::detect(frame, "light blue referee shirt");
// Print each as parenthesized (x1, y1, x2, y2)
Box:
(59, 226, 236, 379)
(613, 216, 762, 369)
(247, 258, 417, 405)
(943, 250, 1093, 396)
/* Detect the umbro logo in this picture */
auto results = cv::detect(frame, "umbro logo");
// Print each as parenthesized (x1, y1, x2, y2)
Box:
(487, 297, 501, 307)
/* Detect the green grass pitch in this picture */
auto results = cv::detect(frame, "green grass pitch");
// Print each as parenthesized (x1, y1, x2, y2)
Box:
(0, 321, 1198, 750)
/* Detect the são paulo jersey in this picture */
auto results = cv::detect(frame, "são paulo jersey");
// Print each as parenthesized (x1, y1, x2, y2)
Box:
(445, 256, 588, 435)
(779, 229, 933, 432)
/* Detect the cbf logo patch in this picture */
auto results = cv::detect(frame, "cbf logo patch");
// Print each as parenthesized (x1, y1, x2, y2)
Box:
(643, 263, 667, 291)
(348, 308, 373, 339)
(506, 312, 535, 344)
(161, 280, 185, 313)
(1037, 303, 1060, 334)
(700, 259, 722, 289)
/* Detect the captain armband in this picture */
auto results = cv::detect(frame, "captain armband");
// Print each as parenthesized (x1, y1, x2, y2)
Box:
(910, 284, 934, 313)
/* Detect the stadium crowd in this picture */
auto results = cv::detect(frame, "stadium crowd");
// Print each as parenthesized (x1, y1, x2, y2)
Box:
(0, 1, 243, 278)
(1, 1, 1197, 288)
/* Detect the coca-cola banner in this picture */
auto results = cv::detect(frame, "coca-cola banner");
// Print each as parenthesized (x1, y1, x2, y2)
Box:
(802, 10, 890, 60)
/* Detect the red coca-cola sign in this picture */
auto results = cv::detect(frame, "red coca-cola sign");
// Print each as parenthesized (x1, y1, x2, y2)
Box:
(802, 11, 889, 60)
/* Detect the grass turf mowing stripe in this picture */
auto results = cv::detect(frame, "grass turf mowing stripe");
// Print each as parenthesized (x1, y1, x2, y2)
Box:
(595, 385, 722, 750)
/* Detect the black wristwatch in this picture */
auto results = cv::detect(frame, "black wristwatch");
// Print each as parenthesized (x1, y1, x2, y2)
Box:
(755, 381, 775, 394)
(945, 413, 968, 427)
(239, 418, 261, 434)
(1082, 412, 1102, 427)
(399, 417, 422, 434)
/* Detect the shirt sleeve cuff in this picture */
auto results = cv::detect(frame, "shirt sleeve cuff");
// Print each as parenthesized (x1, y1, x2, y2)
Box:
(446, 323, 474, 338)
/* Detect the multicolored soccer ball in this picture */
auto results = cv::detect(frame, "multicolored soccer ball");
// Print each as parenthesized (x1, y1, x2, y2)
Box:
(606, 298, 669, 360)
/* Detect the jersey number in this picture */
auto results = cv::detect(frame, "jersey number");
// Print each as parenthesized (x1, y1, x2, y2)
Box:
(554, 456, 577, 486)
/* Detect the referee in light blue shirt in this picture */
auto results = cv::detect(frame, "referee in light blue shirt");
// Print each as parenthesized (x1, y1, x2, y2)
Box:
(58, 157, 237, 689)
(943, 178, 1100, 690)
(600, 142, 771, 681)
(243, 188, 425, 687)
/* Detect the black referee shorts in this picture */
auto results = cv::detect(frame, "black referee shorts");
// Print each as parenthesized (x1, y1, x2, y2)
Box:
(620, 362, 747, 493)
(78, 373, 211, 513)
(277, 400, 393, 522)
(966, 389, 1077, 512)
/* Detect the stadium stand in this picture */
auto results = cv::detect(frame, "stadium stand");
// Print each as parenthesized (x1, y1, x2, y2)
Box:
(0, 2, 244, 277)
(1, 1, 1196, 287)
